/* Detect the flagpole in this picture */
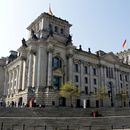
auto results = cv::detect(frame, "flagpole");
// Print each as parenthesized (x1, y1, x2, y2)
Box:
(48, 4, 53, 15)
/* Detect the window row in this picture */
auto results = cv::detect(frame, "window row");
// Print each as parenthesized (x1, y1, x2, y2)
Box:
(74, 64, 97, 75)
(120, 83, 129, 88)
(120, 74, 128, 82)
(49, 24, 64, 34)
(106, 67, 114, 78)
(75, 75, 97, 85)
(85, 86, 97, 95)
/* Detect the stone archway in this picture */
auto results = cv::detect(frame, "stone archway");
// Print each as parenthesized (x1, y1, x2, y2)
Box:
(11, 101, 14, 107)
(18, 97, 23, 107)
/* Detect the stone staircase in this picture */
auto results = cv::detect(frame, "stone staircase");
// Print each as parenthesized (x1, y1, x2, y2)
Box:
(0, 107, 130, 129)
(0, 107, 130, 117)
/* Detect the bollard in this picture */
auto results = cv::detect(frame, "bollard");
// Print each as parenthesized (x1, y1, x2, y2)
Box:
(67, 125, 69, 130)
(23, 124, 25, 130)
(89, 126, 91, 130)
(45, 125, 46, 130)
(1, 122, 3, 130)
(111, 125, 113, 130)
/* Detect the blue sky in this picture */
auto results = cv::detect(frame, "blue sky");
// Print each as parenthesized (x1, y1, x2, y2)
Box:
(0, 0, 130, 57)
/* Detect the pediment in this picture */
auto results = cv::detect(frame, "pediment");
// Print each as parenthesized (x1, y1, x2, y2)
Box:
(53, 68, 64, 75)
(101, 52, 120, 63)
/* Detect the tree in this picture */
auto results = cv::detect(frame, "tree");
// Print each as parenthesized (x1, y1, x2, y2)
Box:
(95, 86, 108, 107)
(59, 83, 80, 107)
(116, 91, 129, 107)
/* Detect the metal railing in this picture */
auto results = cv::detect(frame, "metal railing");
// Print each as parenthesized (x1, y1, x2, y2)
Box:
(1, 122, 130, 130)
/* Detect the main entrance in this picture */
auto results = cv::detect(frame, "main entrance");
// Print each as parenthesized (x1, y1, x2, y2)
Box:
(86, 100, 90, 107)
(18, 97, 23, 107)
(96, 100, 99, 108)
(59, 97, 66, 106)
(76, 99, 81, 108)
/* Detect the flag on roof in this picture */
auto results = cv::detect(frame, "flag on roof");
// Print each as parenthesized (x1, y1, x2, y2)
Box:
(122, 40, 127, 48)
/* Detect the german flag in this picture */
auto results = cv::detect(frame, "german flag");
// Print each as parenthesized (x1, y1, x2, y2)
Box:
(122, 40, 126, 48)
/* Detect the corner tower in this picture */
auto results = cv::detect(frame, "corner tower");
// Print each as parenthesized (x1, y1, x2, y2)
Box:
(24, 12, 74, 106)
(27, 12, 72, 42)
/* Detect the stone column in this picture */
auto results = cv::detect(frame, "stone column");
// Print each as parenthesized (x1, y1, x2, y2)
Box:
(33, 54, 38, 87)
(18, 60, 23, 90)
(80, 62, 84, 91)
(47, 49, 53, 87)
(68, 54, 73, 83)
(12, 69, 15, 94)
(37, 46, 47, 88)
(104, 66, 107, 86)
(128, 72, 130, 95)
(22, 60, 26, 90)
(4, 68, 9, 96)
(27, 52, 33, 87)
(32, 54, 36, 87)
(8, 71, 11, 95)
(115, 68, 118, 93)
(37, 48, 41, 87)
(89, 65, 93, 92)
(16, 67, 19, 93)
(99, 65, 104, 87)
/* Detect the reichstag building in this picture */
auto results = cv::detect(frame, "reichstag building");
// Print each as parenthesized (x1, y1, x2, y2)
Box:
(0, 11, 130, 108)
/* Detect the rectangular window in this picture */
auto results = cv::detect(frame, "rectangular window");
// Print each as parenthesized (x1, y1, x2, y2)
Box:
(94, 78, 97, 85)
(125, 75, 128, 82)
(75, 75, 79, 82)
(75, 64, 79, 72)
(120, 74, 122, 81)
(106, 67, 109, 78)
(55, 26, 58, 32)
(94, 87, 97, 94)
(85, 86, 88, 95)
(84, 77, 88, 84)
(61, 28, 64, 34)
(120, 83, 122, 88)
(126, 84, 128, 88)
(84, 66, 88, 74)
(93, 68, 96, 75)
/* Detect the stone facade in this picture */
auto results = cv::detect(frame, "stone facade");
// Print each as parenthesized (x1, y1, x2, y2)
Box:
(0, 12, 130, 108)
(117, 49, 130, 65)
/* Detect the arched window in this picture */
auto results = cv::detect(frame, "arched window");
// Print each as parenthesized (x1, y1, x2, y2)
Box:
(55, 26, 58, 33)
(53, 76, 61, 90)
(60, 28, 64, 34)
(49, 24, 52, 31)
(52, 57, 62, 69)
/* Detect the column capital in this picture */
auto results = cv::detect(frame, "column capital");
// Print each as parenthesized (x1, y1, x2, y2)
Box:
(28, 49, 36, 55)
(20, 55, 27, 60)
(47, 44, 54, 53)
(67, 53, 73, 58)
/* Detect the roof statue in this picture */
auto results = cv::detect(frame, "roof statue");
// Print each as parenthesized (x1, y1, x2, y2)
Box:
(31, 29, 38, 40)
(22, 38, 27, 47)
(66, 34, 72, 45)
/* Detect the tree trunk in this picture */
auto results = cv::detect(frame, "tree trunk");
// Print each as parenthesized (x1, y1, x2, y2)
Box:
(70, 97, 73, 107)
(100, 99, 103, 107)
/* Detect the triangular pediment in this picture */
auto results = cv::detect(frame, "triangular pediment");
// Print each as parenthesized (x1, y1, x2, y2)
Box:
(101, 52, 120, 63)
